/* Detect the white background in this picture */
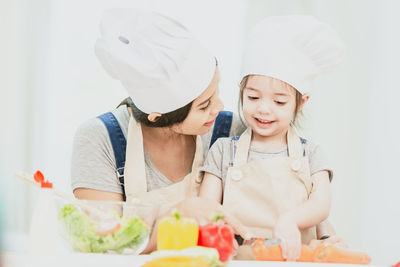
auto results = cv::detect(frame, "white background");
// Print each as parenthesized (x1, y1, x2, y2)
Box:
(1, 0, 399, 264)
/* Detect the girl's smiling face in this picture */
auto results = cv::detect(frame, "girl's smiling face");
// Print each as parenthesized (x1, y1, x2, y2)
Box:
(242, 75, 308, 142)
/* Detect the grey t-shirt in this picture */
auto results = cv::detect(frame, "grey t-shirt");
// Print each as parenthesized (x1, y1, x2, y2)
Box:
(201, 135, 333, 185)
(71, 106, 246, 194)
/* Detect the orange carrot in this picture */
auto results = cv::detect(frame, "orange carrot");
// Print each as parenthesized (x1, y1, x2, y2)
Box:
(252, 238, 313, 262)
(313, 245, 371, 265)
(296, 245, 314, 262)
(252, 238, 371, 264)
(252, 238, 283, 261)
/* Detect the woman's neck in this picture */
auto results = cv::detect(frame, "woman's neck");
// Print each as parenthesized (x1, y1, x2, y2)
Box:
(141, 123, 196, 183)
(141, 124, 194, 146)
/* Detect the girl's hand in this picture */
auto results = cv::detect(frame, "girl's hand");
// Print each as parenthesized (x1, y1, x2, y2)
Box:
(273, 213, 301, 261)
(308, 235, 348, 249)
(311, 219, 348, 249)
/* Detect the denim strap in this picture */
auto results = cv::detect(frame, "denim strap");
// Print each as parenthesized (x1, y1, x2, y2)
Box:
(97, 112, 127, 200)
(210, 111, 233, 148)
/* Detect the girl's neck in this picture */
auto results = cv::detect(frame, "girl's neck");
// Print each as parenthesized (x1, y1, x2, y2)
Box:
(251, 129, 288, 151)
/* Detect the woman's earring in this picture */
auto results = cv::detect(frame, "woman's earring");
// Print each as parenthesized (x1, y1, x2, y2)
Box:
(148, 112, 162, 122)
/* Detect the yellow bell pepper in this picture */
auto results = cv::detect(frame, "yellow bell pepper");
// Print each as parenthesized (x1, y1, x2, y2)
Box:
(157, 209, 198, 250)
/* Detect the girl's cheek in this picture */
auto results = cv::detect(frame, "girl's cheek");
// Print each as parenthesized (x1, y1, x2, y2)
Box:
(243, 101, 255, 113)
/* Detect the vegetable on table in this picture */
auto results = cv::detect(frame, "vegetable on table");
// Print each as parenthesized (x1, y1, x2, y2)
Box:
(58, 204, 150, 253)
(144, 246, 223, 267)
(252, 238, 313, 262)
(252, 238, 371, 264)
(140, 256, 208, 267)
(157, 209, 199, 250)
(313, 245, 371, 264)
(198, 214, 234, 262)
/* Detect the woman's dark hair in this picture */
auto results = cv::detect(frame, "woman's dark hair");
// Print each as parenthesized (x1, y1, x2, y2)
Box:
(117, 97, 192, 128)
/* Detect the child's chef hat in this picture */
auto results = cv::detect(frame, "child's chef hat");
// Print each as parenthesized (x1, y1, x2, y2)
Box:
(95, 9, 216, 114)
(241, 15, 345, 94)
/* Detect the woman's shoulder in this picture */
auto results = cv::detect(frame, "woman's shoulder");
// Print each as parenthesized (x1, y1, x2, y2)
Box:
(74, 105, 130, 141)
(230, 112, 247, 137)
(199, 112, 245, 147)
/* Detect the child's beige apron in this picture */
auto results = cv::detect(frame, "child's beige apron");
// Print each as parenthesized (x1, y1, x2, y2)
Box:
(122, 116, 203, 216)
(223, 127, 316, 259)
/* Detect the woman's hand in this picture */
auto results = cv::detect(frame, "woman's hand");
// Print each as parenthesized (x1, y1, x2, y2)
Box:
(273, 212, 301, 261)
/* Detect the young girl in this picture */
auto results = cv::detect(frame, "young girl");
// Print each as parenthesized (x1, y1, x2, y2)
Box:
(199, 15, 345, 261)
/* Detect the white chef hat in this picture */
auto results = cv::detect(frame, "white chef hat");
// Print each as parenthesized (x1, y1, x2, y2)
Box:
(241, 15, 345, 94)
(95, 9, 216, 114)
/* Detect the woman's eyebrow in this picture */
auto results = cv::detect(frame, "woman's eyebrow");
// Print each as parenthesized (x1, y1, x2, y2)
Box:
(197, 98, 211, 107)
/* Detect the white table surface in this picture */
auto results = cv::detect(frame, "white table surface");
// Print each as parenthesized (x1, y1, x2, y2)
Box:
(1, 252, 383, 267)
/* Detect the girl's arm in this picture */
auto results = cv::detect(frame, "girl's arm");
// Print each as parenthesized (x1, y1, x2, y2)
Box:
(316, 219, 336, 239)
(310, 220, 348, 248)
(274, 170, 331, 261)
(198, 172, 223, 203)
(282, 170, 331, 229)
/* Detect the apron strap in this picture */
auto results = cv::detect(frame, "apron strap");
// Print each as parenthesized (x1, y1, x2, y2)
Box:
(233, 128, 252, 166)
(287, 126, 304, 158)
(210, 111, 233, 148)
(124, 116, 204, 202)
(192, 135, 205, 184)
(124, 116, 148, 202)
(287, 126, 313, 195)
(97, 112, 127, 201)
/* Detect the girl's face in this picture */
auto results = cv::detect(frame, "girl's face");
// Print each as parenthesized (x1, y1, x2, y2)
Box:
(173, 68, 224, 135)
(242, 75, 307, 141)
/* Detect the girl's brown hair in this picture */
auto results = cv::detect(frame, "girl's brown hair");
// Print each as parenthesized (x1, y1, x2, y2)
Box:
(238, 75, 304, 127)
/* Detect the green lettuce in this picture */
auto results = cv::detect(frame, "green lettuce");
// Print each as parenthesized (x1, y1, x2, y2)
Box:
(58, 204, 150, 253)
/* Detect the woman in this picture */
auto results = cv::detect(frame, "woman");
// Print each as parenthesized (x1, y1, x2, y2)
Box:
(71, 8, 343, 254)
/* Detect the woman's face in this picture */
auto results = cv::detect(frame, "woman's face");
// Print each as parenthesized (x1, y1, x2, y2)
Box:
(173, 68, 224, 135)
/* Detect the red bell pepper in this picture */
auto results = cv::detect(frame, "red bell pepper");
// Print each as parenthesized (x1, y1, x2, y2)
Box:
(197, 214, 234, 262)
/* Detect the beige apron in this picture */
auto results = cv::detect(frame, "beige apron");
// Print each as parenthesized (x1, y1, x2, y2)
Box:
(122, 116, 203, 216)
(223, 127, 316, 259)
